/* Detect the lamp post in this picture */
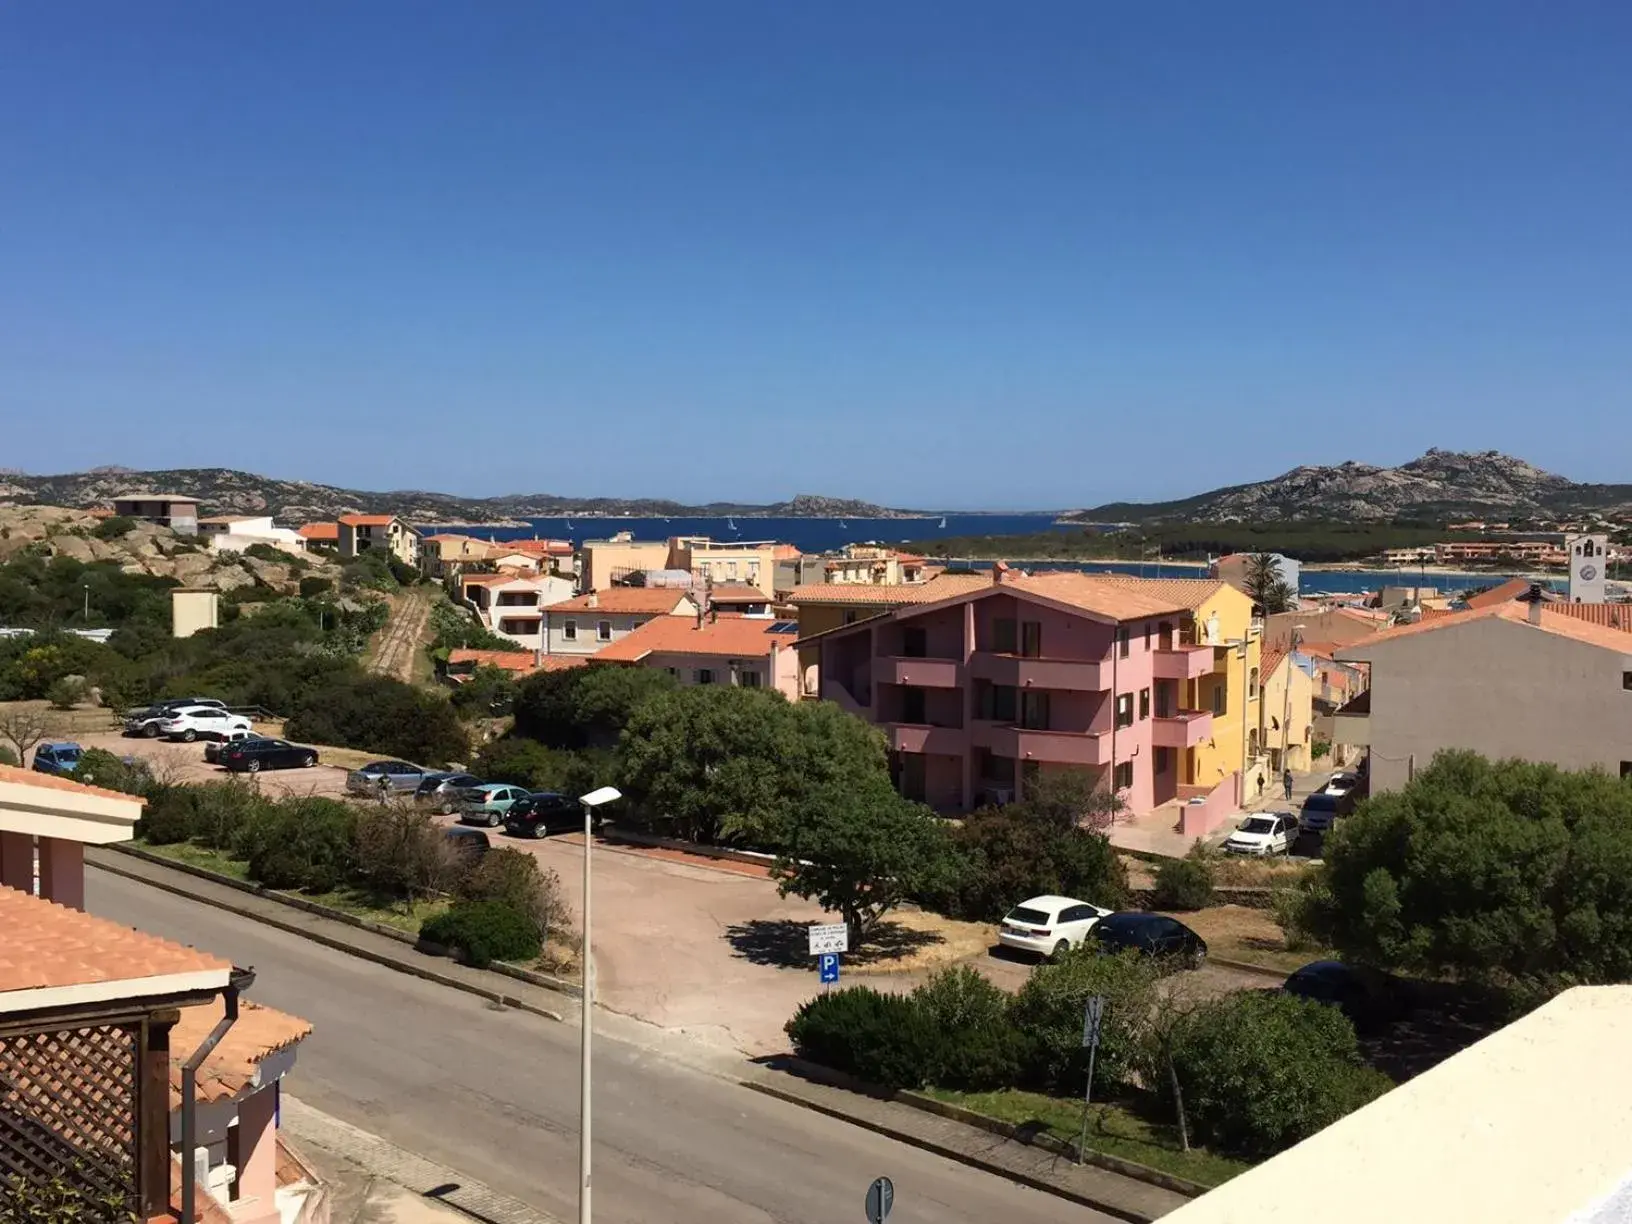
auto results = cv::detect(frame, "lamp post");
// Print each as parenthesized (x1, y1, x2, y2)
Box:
(576, 785, 621, 1224)
(82, 583, 90, 622)
(1284, 625, 1305, 773)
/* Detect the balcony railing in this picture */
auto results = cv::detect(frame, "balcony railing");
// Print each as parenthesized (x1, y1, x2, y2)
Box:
(886, 723, 967, 755)
(1153, 644, 1214, 681)
(968, 653, 1107, 692)
(873, 656, 963, 688)
(972, 721, 1110, 766)
(1152, 709, 1214, 749)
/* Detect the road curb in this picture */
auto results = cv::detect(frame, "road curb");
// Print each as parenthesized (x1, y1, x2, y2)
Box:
(88, 851, 566, 1024)
(739, 1077, 1162, 1223)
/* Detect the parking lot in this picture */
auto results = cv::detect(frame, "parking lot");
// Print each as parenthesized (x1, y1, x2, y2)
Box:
(71, 726, 355, 799)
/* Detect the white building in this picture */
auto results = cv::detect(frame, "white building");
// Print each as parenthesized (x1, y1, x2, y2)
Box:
(196, 514, 308, 556)
(460, 573, 576, 652)
(1568, 533, 1610, 603)
(541, 588, 700, 657)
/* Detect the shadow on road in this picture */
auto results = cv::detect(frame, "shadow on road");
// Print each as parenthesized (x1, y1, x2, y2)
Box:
(726, 918, 944, 969)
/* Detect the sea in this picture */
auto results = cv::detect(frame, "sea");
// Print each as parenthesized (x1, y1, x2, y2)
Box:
(422, 513, 1559, 598)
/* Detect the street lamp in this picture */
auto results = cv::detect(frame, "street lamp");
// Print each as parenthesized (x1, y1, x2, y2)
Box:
(577, 785, 620, 1224)
(1284, 624, 1305, 774)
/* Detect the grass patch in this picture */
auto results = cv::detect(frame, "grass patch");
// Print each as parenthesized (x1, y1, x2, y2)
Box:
(920, 1087, 1248, 1188)
(1168, 904, 1329, 973)
(137, 839, 253, 881)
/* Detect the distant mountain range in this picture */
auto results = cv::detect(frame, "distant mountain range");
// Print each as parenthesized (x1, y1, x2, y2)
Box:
(0, 468, 909, 523)
(1069, 450, 1632, 524)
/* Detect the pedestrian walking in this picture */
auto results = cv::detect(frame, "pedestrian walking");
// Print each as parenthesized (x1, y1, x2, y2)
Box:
(1282, 769, 1294, 801)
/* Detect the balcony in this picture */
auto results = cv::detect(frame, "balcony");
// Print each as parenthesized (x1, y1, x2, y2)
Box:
(873, 656, 963, 688)
(1153, 644, 1214, 681)
(972, 721, 1110, 766)
(969, 653, 1107, 692)
(1152, 710, 1214, 748)
(886, 723, 967, 756)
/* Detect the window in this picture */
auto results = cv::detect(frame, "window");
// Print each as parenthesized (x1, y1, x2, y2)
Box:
(1116, 693, 1134, 729)
(992, 684, 1017, 722)
(728, 560, 738, 578)
(1623, 762, 1632, 779)
(597, 620, 612, 642)
(844, 610, 859, 625)
(902, 686, 927, 724)
(1623, 671, 1632, 691)
(1154, 746, 1174, 773)
(1117, 626, 1130, 658)
(1143, 622, 1151, 650)
(1113, 760, 1134, 790)
(563, 619, 577, 641)
(695, 668, 715, 685)
(1020, 690, 1050, 730)
(993, 618, 1018, 653)
(902, 626, 928, 658)
(1139, 687, 1150, 720)
(1211, 683, 1226, 716)
(739, 670, 761, 688)
(1248, 667, 1259, 699)
(978, 749, 1016, 785)
(1020, 621, 1042, 658)
(665, 667, 679, 678)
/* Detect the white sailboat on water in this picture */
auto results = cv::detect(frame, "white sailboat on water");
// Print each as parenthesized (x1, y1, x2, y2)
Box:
(938, 516, 947, 529)
(727, 515, 737, 531)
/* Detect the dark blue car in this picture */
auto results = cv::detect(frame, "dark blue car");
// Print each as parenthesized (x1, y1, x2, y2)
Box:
(32, 742, 83, 776)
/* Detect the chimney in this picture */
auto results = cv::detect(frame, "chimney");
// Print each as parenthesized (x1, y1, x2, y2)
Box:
(695, 602, 705, 630)
(587, 592, 598, 609)
(992, 560, 1010, 585)
(1520, 582, 1545, 626)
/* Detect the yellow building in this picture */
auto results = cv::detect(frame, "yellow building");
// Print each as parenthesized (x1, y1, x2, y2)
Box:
(1062, 575, 1261, 796)
(420, 532, 493, 578)
(820, 546, 930, 586)
(338, 514, 420, 566)
(1256, 644, 1315, 777)
(670, 537, 781, 596)
(580, 534, 671, 590)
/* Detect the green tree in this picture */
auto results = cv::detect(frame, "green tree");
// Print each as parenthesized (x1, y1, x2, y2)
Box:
(772, 774, 959, 949)
(1243, 552, 1296, 614)
(1008, 947, 1163, 1097)
(933, 803, 1129, 922)
(285, 674, 468, 764)
(451, 664, 518, 718)
(1294, 750, 1632, 984)
(514, 664, 675, 749)
(470, 737, 577, 791)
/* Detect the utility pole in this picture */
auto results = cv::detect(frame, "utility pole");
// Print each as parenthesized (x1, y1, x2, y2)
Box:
(577, 786, 621, 1224)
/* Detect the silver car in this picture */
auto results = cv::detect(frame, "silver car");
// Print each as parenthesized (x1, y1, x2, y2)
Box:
(345, 760, 432, 795)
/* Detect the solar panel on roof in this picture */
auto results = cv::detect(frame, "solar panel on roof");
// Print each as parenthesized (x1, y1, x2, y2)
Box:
(770, 621, 799, 634)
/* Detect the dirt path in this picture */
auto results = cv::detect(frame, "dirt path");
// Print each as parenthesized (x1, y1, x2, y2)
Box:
(366, 589, 434, 683)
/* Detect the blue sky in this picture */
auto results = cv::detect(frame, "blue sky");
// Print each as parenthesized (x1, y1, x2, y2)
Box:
(4, 3, 1630, 508)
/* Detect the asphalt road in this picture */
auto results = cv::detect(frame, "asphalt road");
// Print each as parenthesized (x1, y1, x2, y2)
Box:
(89, 870, 1115, 1224)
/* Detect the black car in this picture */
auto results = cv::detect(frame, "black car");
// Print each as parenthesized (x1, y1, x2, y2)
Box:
(1298, 790, 1355, 833)
(1281, 960, 1402, 1031)
(503, 792, 584, 840)
(443, 826, 491, 866)
(1090, 913, 1208, 968)
(416, 772, 484, 813)
(219, 738, 320, 773)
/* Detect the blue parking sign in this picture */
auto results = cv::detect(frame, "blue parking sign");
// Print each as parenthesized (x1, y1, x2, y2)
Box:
(818, 953, 840, 984)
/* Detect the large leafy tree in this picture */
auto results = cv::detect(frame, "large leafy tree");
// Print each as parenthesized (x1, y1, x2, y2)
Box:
(1243, 552, 1296, 614)
(513, 664, 675, 748)
(1295, 751, 1632, 983)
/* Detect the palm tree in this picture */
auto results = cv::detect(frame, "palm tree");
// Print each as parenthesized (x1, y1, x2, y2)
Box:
(1244, 552, 1295, 614)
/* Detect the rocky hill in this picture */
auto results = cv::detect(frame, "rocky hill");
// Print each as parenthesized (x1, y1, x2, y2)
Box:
(0, 505, 342, 596)
(0, 468, 908, 523)
(1073, 450, 1632, 524)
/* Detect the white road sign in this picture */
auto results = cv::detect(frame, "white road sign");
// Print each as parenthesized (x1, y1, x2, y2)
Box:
(808, 923, 849, 955)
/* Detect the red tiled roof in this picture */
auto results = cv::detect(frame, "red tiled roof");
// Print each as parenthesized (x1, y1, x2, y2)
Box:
(0, 762, 148, 806)
(0, 887, 229, 995)
(1005, 573, 1193, 620)
(549, 589, 694, 615)
(447, 649, 540, 673)
(495, 538, 573, 555)
(774, 544, 802, 560)
(1544, 602, 1632, 632)
(296, 522, 339, 540)
(170, 1000, 311, 1105)
(1341, 600, 1632, 656)
(1051, 573, 1231, 613)
(1463, 577, 1536, 609)
(339, 514, 397, 527)
(536, 655, 591, 672)
(1259, 647, 1287, 679)
(706, 583, 770, 603)
(461, 572, 550, 588)
(595, 616, 792, 663)
(785, 574, 989, 605)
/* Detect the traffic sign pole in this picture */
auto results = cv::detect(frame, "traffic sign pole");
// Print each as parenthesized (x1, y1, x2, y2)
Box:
(1077, 995, 1106, 1165)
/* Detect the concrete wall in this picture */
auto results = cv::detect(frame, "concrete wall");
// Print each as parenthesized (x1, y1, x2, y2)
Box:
(582, 540, 669, 590)
(1354, 616, 1632, 793)
(172, 589, 220, 638)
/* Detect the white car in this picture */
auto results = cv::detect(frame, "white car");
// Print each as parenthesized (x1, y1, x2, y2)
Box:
(1223, 811, 1298, 856)
(998, 895, 1113, 959)
(1323, 771, 1362, 799)
(159, 706, 253, 743)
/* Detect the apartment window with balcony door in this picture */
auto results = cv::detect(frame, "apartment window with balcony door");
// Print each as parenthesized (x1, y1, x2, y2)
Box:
(1158, 621, 1173, 650)
(1139, 687, 1150, 720)
(728, 561, 738, 578)
(1117, 626, 1130, 658)
(844, 610, 859, 625)
(902, 686, 927, 725)
(977, 749, 1016, 785)
(739, 670, 762, 689)
(992, 684, 1017, 723)
(1113, 761, 1134, 790)
(1116, 693, 1133, 729)
(1020, 690, 1050, 731)
(1154, 747, 1174, 774)
(598, 620, 612, 642)
(992, 617, 1018, 653)
(563, 619, 577, 641)
(1020, 621, 1042, 658)
(902, 626, 928, 658)
(1211, 682, 1226, 716)
(1155, 681, 1175, 718)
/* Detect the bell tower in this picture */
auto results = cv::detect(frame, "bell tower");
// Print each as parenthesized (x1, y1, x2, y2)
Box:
(1567, 533, 1608, 603)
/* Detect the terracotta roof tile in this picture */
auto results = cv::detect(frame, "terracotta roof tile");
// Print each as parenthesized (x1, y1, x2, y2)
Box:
(0, 887, 229, 995)
(705, 583, 770, 603)
(170, 1000, 311, 1105)
(461, 572, 551, 588)
(1340, 601, 1632, 657)
(785, 574, 989, 605)
(296, 522, 339, 540)
(0, 762, 148, 806)
(1543, 602, 1632, 632)
(1005, 573, 1193, 619)
(494, 538, 573, 555)
(595, 616, 793, 662)
(536, 655, 591, 672)
(446, 649, 541, 673)
(1259, 647, 1288, 679)
(1045, 572, 1229, 612)
(549, 589, 694, 615)
(339, 514, 397, 527)
(773, 544, 802, 560)
(1463, 577, 1536, 609)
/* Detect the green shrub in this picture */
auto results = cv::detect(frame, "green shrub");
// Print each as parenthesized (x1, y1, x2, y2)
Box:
(238, 797, 358, 892)
(1009, 948, 1162, 1097)
(1165, 989, 1393, 1160)
(0, 745, 15, 766)
(470, 737, 573, 790)
(93, 515, 137, 540)
(285, 674, 467, 764)
(1152, 847, 1215, 911)
(456, 847, 570, 942)
(299, 575, 333, 598)
(187, 779, 275, 851)
(137, 788, 195, 844)
(451, 665, 518, 718)
(909, 966, 1026, 1090)
(76, 748, 155, 798)
(785, 987, 944, 1091)
(45, 675, 85, 710)
(932, 809, 1129, 922)
(353, 804, 462, 902)
(420, 900, 541, 968)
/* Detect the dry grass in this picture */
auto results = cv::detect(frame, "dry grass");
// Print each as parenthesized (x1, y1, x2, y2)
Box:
(1163, 903, 1327, 973)
(848, 909, 996, 976)
(1211, 856, 1312, 888)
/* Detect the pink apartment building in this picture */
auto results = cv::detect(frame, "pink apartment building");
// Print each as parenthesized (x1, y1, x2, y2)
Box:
(798, 569, 1218, 815)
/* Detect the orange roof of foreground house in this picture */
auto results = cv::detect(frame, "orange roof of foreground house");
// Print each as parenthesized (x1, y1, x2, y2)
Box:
(1004, 572, 1193, 620)
(549, 588, 694, 615)
(706, 582, 770, 603)
(296, 522, 339, 540)
(339, 513, 398, 527)
(774, 543, 802, 560)
(1340, 600, 1632, 658)
(0, 887, 230, 1000)
(170, 1000, 312, 1105)
(1050, 572, 1230, 612)
(1546, 602, 1632, 632)
(785, 573, 990, 606)
(494, 538, 574, 556)
(461, 572, 552, 588)
(1462, 577, 1536, 609)
(535, 654, 591, 672)
(596, 615, 795, 663)
(447, 648, 541, 673)
(0, 761, 148, 806)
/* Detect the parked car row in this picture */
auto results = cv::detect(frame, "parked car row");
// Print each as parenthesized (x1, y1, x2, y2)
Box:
(998, 894, 1208, 968)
